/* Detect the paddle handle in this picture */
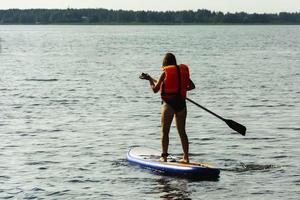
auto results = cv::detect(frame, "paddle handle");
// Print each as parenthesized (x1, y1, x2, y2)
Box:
(186, 97, 225, 121)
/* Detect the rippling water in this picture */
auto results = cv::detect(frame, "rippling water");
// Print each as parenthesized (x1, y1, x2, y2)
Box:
(0, 25, 299, 199)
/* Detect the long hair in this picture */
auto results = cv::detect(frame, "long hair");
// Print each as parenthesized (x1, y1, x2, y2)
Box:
(162, 53, 177, 67)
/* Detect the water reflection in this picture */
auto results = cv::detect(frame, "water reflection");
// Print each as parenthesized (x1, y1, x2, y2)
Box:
(157, 177, 191, 200)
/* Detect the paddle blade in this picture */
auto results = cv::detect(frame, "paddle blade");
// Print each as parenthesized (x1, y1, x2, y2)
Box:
(224, 119, 246, 136)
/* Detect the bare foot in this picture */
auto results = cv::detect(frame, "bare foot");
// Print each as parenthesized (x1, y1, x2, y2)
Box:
(159, 157, 167, 162)
(178, 158, 189, 164)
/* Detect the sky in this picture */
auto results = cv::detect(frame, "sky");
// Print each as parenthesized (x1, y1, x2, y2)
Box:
(0, 0, 299, 13)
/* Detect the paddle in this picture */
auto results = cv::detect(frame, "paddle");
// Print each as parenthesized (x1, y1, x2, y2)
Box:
(186, 97, 246, 136)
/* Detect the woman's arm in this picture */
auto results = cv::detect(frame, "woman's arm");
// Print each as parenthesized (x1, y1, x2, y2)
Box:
(140, 72, 165, 93)
(187, 79, 195, 91)
(150, 73, 165, 93)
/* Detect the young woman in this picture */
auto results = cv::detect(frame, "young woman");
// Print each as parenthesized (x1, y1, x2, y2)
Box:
(140, 53, 195, 163)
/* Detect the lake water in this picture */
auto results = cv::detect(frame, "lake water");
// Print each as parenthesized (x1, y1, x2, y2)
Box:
(0, 25, 299, 199)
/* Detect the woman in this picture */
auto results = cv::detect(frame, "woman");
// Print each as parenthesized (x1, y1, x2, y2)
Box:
(140, 53, 195, 163)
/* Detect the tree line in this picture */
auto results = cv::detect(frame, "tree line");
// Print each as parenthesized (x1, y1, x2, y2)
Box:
(0, 8, 299, 24)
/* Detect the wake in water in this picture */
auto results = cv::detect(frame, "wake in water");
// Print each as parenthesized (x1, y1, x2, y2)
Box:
(24, 78, 58, 82)
(222, 162, 279, 172)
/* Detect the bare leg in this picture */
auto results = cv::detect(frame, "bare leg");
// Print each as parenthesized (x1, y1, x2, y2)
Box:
(160, 103, 174, 161)
(175, 107, 189, 163)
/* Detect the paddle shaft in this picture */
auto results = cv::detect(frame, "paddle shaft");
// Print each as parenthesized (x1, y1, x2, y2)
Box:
(186, 97, 246, 136)
(186, 97, 225, 121)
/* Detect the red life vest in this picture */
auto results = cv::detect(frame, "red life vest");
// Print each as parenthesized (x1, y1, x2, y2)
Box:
(160, 64, 190, 100)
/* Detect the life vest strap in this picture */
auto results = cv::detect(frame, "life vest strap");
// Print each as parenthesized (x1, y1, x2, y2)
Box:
(175, 65, 181, 96)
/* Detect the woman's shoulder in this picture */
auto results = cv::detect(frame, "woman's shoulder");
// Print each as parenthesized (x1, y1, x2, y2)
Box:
(180, 63, 188, 67)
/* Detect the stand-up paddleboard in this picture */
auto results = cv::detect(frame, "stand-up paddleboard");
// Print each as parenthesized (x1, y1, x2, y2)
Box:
(127, 147, 220, 179)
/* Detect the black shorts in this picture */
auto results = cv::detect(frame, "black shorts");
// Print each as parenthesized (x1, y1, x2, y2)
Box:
(162, 96, 186, 113)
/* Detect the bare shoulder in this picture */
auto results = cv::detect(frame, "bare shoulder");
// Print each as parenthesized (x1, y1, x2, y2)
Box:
(159, 72, 166, 81)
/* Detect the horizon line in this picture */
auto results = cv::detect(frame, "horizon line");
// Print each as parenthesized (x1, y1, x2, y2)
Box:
(0, 7, 299, 14)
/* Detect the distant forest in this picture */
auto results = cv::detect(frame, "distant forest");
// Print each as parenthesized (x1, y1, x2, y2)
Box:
(0, 8, 300, 24)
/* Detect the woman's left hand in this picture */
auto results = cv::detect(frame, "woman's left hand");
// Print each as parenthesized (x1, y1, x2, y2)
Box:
(139, 73, 150, 80)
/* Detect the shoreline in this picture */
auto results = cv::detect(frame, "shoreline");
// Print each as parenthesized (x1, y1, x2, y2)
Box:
(1, 8, 299, 25)
(1, 23, 300, 25)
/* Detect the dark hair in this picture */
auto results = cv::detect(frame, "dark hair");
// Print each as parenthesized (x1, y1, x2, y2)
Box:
(162, 53, 177, 66)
